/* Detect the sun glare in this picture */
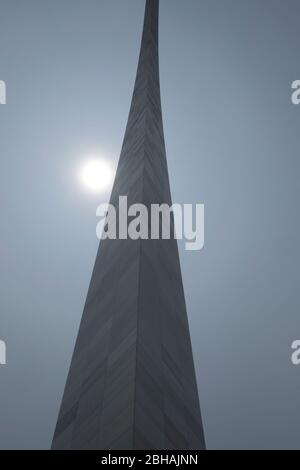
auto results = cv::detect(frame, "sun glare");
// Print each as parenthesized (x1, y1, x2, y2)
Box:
(79, 157, 113, 193)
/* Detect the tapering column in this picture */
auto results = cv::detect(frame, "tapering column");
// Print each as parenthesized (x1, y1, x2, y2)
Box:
(52, 0, 205, 450)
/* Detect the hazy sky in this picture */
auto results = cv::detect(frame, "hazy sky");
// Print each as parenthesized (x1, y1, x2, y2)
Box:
(1, 0, 300, 449)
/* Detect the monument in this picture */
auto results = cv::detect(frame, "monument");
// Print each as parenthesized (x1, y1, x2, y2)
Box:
(52, 0, 205, 450)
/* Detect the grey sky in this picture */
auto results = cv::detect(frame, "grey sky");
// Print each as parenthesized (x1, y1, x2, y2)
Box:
(0, 0, 300, 449)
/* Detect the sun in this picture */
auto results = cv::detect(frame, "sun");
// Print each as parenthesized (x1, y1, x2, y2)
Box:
(79, 157, 113, 193)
